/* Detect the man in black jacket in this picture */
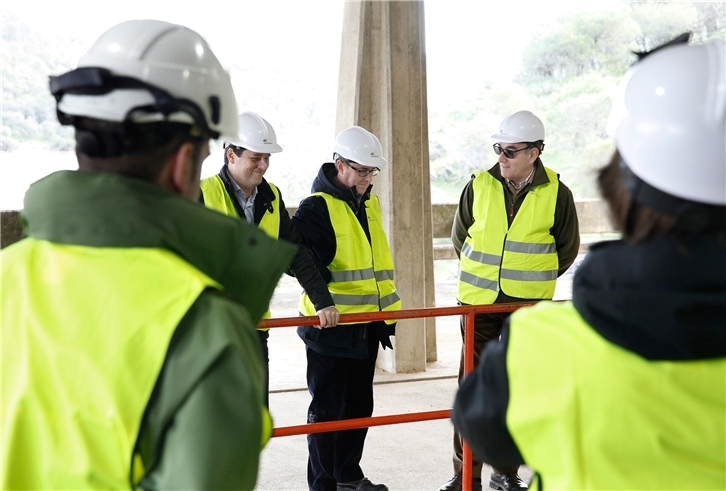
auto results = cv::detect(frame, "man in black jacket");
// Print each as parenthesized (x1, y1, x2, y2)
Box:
(292, 126, 401, 491)
(201, 111, 339, 405)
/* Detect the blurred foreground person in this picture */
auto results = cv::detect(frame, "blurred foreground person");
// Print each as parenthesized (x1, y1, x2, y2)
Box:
(1, 20, 294, 490)
(452, 35, 726, 490)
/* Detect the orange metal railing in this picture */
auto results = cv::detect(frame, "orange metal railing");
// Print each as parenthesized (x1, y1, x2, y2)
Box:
(258, 303, 535, 491)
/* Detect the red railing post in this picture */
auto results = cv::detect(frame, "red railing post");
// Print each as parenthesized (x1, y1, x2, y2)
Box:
(258, 302, 541, 483)
(462, 311, 475, 491)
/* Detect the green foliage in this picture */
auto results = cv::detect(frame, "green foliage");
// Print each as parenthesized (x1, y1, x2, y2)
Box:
(538, 73, 618, 198)
(520, 7, 640, 89)
(429, 1, 722, 202)
(428, 82, 534, 194)
(1, 12, 83, 151)
(628, 1, 698, 52)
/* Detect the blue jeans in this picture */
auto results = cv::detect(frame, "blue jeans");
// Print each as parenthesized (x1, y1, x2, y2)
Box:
(305, 326, 380, 491)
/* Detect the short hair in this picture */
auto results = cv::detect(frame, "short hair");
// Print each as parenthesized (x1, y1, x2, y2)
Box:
(74, 119, 206, 182)
(223, 144, 246, 165)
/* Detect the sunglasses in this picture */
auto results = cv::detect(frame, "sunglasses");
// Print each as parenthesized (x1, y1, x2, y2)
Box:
(343, 159, 380, 177)
(493, 143, 531, 159)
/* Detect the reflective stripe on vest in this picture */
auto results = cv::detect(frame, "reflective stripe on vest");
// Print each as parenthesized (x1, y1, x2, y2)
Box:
(299, 192, 401, 324)
(201, 174, 280, 322)
(506, 301, 726, 489)
(457, 168, 559, 304)
(1, 239, 219, 489)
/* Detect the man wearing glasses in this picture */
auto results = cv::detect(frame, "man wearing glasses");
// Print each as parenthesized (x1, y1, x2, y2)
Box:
(441, 110, 579, 491)
(292, 125, 401, 491)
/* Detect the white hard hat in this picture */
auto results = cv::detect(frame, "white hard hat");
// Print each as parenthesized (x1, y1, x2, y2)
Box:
(490, 110, 545, 143)
(224, 112, 282, 153)
(49, 19, 238, 141)
(608, 38, 725, 205)
(334, 126, 388, 168)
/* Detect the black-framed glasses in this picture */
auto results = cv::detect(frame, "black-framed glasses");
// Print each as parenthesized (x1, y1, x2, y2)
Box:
(493, 143, 531, 159)
(343, 159, 380, 177)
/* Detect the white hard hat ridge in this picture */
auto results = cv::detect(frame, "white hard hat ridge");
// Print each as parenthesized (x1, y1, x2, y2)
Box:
(610, 38, 726, 205)
(54, 19, 239, 141)
(490, 110, 545, 143)
(225, 111, 283, 153)
(334, 125, 388, 168)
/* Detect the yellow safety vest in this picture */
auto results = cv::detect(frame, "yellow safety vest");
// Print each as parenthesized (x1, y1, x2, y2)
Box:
(2, 239, 216, 489)
(457, 168, 559, 304)
(506, 301, 726, 490)
(200, 174, 280, 240)
(299, 192, 401, 324)
(201, 174, 280, 322)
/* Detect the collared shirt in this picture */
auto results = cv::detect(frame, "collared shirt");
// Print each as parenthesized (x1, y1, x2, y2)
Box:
(505, 165, 536, 201)
(229, 178, 257, 224)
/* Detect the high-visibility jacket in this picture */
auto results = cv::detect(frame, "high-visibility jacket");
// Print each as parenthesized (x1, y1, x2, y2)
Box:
(506, 301, 726, 490)
(299, 192, 401, 324)
(457, 168, 559, 304)
(1, 239, 219, 489)
(201, 174, 280, 322)
(200, 174, 280, 239)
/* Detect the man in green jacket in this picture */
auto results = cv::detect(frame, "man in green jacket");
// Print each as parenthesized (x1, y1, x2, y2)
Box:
(441, 110, 579, 491)
(1, 20, 294, 491)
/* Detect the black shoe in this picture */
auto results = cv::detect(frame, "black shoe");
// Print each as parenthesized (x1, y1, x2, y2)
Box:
(489, 473, 528, 491)
(337, 477, 388, 491)
(438, 475, 483, 491)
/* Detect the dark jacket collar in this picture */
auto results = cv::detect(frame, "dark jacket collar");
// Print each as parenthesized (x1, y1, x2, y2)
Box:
(573, 234, 726, 360)
(311, 162, 371, 213)
(218, 165, 276, 224)
(488, 158, 550, 187)
(21, 170, 295, 322)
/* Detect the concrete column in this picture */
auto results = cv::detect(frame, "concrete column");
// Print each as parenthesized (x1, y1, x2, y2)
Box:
(336, 0, 436, 373)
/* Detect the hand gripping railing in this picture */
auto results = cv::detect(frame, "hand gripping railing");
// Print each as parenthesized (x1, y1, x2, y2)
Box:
(258, 302, 536, 491)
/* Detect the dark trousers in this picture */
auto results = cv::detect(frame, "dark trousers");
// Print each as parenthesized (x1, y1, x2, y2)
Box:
(257, 329, 270, 407)
(305, 329, 379, 491)
(453, 311, 518, 478)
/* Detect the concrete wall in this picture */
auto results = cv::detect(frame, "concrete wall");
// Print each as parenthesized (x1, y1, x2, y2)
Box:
(1, 201, 614, 250)
(1, 211, 22, 249)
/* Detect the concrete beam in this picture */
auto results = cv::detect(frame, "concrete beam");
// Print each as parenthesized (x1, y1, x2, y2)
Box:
(336, 0, 434, 372)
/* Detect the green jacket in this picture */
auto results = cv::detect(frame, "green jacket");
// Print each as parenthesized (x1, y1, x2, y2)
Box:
(6, 170, 295, 490)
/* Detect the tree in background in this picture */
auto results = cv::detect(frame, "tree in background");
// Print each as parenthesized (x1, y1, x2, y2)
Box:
(429, 0, 725, 201)
(4, 2, 724, 201)
(1, 12, 85, 151)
